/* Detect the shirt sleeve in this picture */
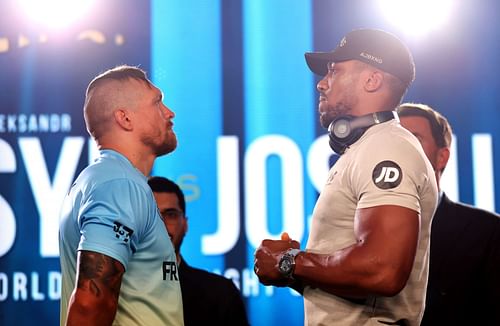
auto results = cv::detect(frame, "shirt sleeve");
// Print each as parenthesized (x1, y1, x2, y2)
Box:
(76, 178, 148, 270)
(351, 135, 430, 213)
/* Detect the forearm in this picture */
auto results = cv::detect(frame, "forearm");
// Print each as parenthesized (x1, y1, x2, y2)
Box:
(66, 291, 118, 326)
(292, 206, 419, 298)
(293, 244, 410, 298)
(66, 250, 125, 325)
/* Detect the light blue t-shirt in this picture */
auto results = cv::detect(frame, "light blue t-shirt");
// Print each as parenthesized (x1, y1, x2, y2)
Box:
(59, 149, 183, 325)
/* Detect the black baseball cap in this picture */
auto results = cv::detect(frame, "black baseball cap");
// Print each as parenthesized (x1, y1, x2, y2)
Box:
(305, 28, 415, 86)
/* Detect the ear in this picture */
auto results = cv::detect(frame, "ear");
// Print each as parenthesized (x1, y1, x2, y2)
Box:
(364, 70, 384, 92)
(114, 109, 133, 131)
(436, 147, 450, 172)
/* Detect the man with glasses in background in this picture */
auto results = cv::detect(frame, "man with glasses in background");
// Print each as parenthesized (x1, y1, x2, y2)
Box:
(148, 176, 249, 326)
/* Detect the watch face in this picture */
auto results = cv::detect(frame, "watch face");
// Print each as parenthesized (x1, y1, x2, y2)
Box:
(279, 256, 292, 274)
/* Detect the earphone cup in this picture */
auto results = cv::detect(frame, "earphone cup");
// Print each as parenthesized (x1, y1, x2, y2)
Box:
(328, 116, 367, 154)
(330, 117, 352, 140)
(327, 111, 396, 154)
(328, 128, 365, 154)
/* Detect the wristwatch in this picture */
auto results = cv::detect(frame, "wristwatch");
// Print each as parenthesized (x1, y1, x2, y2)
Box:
(278, 248, 301, 279)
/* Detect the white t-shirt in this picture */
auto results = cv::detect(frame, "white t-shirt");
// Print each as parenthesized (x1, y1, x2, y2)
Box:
(304, 120, 438, 326)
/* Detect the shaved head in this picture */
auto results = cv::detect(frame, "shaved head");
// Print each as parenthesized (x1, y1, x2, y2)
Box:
(83, 65, 151, 140)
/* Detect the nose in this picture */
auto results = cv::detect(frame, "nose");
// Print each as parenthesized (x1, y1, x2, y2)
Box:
(162, 104, 175, 119)
(317, 75, 328, 92)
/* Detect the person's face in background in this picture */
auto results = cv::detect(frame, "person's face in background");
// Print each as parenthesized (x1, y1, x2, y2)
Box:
(399, 115, 450, 186)
(153, 191, 187, 254)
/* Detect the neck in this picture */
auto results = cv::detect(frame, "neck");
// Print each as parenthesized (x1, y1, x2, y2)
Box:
(97, 141, 155, 176)
(126, 152, 155, 176)
(355, 92, 397, 115)
(435, 171, 442, 192)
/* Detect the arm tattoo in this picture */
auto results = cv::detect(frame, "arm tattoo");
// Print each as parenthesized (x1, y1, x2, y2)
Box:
(77, 251, 124, 299)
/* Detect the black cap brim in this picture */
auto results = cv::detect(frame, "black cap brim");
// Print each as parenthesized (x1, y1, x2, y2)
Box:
(304, 52, 333, 76)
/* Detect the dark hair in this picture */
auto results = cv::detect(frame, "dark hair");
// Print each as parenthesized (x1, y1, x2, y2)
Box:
(147, 176, 186, 214)
(385, 74, 409, 107)
(397, 103, 452, 148)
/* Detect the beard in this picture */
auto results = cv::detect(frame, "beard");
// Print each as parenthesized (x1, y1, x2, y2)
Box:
(142, 130, 177, 157)
(319, 102, 353, 129)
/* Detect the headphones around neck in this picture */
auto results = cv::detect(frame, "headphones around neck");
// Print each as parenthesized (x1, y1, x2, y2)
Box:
(328, 111, 397, 155)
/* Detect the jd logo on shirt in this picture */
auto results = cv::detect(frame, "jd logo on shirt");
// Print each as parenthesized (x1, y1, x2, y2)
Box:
(372, 160, 402, 189)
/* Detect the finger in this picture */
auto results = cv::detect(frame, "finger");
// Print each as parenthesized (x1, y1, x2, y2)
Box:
(281, 232, 290, 241)
(291, 240, 301, 249)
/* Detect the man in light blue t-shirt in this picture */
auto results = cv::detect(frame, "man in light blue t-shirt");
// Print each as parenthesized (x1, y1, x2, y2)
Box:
(59, 65, 184, 325)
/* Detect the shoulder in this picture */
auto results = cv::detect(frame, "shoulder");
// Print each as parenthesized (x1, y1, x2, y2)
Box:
(354, 122, 424, 164)
(74, 168, 155, 232)
(81, 150, 144, 182)
(350, 121, 433, 180)
(76, 156, 150, 200)
(78, 176, 151, 207)
(442, 196, 500, 224)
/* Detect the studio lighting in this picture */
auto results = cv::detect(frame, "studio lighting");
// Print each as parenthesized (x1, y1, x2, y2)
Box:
(378, 0, 454, 37)
(18, 0, 95, 29)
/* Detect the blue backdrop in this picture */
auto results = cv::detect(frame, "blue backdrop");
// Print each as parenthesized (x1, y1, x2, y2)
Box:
(1, 0, 498, 325)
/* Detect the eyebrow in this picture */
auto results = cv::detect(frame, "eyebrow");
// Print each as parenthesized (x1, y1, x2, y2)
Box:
(151, 91, 163, 105)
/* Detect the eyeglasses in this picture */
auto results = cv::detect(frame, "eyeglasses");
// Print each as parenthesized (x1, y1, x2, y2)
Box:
(161, 208, 184, 222)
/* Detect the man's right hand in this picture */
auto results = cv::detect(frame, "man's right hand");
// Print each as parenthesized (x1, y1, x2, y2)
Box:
(253, 232, 300, 287)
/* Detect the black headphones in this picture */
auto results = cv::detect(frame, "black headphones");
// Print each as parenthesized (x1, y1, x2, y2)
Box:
(328, 111, 397, 154)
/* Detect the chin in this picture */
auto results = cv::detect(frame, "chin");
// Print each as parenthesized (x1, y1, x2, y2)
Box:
(156, 137, 177, 156)
(320, 115, 332, 129)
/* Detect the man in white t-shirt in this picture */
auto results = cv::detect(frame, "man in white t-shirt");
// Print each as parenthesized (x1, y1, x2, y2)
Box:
(253, 29, 438, 326)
